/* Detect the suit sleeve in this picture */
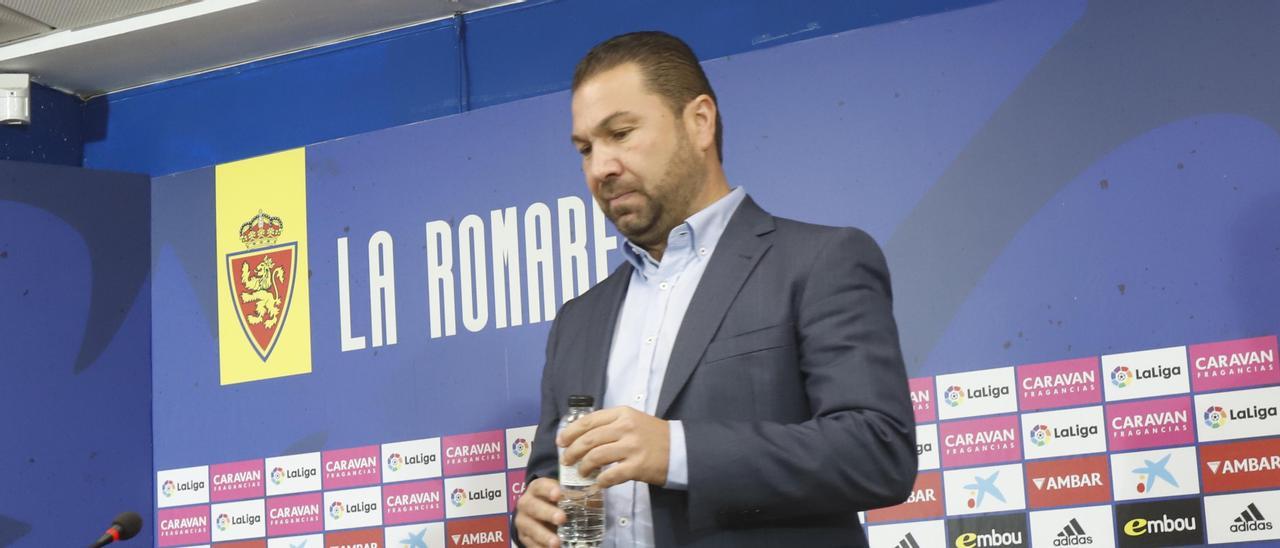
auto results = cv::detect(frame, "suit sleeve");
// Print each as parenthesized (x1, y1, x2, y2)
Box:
(681, 228, 917, 527)
(524, 300, 570, 485)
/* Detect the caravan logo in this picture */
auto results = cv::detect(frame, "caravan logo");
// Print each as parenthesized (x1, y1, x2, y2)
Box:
(443, 431, 505, 475)
(1017, 357, 1101, 411)
(265, 492, 322, 537)
(322, 445, 381, 489)
(383, 479, 444, 525)
(909, 377, 937, 422)
(156, 506, 210, 547)
(1189, 335, 1280, 392)
(210, 459, 264, 502)
(1106, 396, 1194, 451)
(939, 415, 1021, 467)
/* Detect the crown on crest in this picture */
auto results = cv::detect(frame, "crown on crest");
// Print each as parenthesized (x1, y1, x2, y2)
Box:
(239, 210, 284, 248)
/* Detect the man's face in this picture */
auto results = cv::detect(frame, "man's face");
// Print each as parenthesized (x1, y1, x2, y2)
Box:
(571, 63, 704, 249)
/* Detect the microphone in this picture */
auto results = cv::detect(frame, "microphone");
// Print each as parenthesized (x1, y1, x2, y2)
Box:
(89, 511, 142, 548)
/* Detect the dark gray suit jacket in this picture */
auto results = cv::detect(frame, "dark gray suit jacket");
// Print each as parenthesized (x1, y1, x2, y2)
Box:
(524, 196, 917, 547)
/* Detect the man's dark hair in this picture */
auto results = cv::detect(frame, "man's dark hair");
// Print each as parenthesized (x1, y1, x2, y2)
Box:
(573, 31, 724, 162)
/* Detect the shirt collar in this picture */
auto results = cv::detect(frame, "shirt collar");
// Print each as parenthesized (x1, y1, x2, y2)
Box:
(621, 186, 747, 275)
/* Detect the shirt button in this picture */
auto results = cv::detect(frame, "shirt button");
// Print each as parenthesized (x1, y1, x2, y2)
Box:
(659, 282, 670, 290)
(698, 247, 708, 256)
(619, 517, 630, 527)
(645, 336, 654, 345)
(634, 394, 644, 403)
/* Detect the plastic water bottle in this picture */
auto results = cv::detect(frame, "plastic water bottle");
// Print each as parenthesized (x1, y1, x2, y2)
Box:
(558, 394, 605, 547)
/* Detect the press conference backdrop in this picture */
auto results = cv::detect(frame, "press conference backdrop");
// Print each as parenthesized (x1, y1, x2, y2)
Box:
(6, 0, 1279, 546)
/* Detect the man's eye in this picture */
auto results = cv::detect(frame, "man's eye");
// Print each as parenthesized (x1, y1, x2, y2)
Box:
(612, 129, 632, 140)
(578, 145, 592, 157)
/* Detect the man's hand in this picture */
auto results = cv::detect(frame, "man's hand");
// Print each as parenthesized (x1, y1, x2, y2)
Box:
(515, 477, 564, 548)
(557, 406, 670, 489)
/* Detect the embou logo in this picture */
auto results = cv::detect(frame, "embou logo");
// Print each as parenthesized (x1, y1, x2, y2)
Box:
(1124, 514, 1197, 536)
(955, 529, 1022, 548)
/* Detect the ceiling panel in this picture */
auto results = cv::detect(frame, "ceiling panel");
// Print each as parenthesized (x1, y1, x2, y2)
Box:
(0, 4, 51, 44)
(0, 0, 194, 29)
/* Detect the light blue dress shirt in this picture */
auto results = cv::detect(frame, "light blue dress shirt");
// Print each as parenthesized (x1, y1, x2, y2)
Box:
(600, 187, 747, 548)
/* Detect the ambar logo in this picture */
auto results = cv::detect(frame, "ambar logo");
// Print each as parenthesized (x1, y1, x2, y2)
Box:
(446, 515, 508, 548)
(1200, 437, 1280, 493)
(866, 471, 943, 523)
(1025, 454, 1111, 509)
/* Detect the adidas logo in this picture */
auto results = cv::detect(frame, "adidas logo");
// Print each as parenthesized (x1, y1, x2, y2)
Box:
(1230, 503, 1274, 533)
(896, 532, 920, 548)
(1053, 518, 1092, 546)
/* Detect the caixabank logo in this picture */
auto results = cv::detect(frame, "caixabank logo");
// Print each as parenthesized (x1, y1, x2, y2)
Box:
(945, 513, 1028, 548)
(1194, 385, 1280, 443)
(1114, 497, 1204, 547)
(1029, 505, 1115, 548)
(1109, 446, 1200, 501)
(384, 522, 446, 548)
(1200, 437, 1280, 493)
(935, 367, 1017, 420)
(1101, 346, 1190, 402)
(1189, 334, 1279, 392)
(943, 463, 1026, 516)
(215, 148, 313, 385)
(1019, 405, 1106, 460)
(1205, 490, 1280, 543)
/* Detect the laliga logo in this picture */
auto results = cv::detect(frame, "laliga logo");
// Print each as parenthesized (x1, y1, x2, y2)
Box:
(944, 386, 966, 407)
(1029, 424, 1051, 447)
(387, 453, 404, 472)
(451, 488, 467, 507)
(329, 501, 344, 520)
(215, 514, 229, 531)
(162, 480, 175, 497)
(1111, 366, 1133, 388)
(513, 438, 530, 458)
(270, 467, 284, 485)
(1204, 406, 1229, 429)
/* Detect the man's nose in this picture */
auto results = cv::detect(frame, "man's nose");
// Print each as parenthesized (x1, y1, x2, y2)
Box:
(587, 149, 623, 181)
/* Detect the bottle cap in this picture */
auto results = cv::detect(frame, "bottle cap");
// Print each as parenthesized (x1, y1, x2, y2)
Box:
(567, 394, 594, 407)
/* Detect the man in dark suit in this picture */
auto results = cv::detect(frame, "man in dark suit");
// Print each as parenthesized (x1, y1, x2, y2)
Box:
(514, 31, 917, 548)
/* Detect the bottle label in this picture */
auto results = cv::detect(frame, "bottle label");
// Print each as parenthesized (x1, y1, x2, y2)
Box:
(559, 463, 593, 487)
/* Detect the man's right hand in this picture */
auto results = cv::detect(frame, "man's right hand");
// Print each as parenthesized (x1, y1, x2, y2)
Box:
(515, 477, 565, 548)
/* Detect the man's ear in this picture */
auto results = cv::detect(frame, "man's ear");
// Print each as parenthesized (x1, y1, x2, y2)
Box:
(685, 95, 718, 156)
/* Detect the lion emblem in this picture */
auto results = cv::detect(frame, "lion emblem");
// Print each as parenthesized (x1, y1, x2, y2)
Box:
(240, 256, 285, 329)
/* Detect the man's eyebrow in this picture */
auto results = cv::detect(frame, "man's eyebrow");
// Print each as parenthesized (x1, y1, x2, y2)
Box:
(571, 110, 636, 145)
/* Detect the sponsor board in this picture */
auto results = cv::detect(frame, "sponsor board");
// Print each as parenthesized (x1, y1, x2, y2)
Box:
(213, 540, 265, 548)
(158, 465, 210, 508)
(942, 463, 1026, 516)
(266, 492, 324, 537)
(210, 459, 265, 502)
(1200, 437, 1280, 493)
(445, 515, 508, 547)
(1109, 446, 1200, 502)
(1017, 357, 1102, 411)
(266, 534, 323, 548)
(323, 526, 381, 548)
(935, 367, 1018, 421)
(382, 479, 444, 525)
(1204, 489, 1280, 544)
(443, 473, 508, 519)
(945, 513, 1028, 548)
(866, 471, 944, 523)
(917, 423, 940, 471)
(1194, 385, 1280, 443)
(1024, 454, 1112, 509)
(1101, 346, 1189, 402)
(1114, 497, 1204, 547)
(910, 377, 937, 423)
(507, 470, 526, 512)
(443, 431, 506, 476)
(1029, 505, 1115, 548)
(1105, 396, 1194, 451)
(867, 519, 945, 548)
(505, 425, 537, 469)
(265, 452, 322, 496)
(156, 504, 211, 547)
(210, 498, 266, 542)
(323, 445, 381, 490)
(1020, 405, 1106, 460)
(322, 486, 383, 531)
(382, 437, 442, 484)
(1189, 335, 1279, 392)
(385, 522, 446, 548)
(939, 415, 1021, 468)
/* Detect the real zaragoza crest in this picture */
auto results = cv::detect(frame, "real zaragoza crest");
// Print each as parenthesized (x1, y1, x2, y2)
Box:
(225, 210, 298, 361)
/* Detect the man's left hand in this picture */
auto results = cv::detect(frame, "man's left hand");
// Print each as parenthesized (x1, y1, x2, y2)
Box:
(557, 406, 669, 489)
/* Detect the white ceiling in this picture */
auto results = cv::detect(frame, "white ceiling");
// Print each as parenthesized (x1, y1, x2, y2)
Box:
(0, 0, 518, 98)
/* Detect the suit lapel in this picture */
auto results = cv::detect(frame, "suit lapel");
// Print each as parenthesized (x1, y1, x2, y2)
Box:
(655, 197, 775, 418)
(574, 261, 631, 404)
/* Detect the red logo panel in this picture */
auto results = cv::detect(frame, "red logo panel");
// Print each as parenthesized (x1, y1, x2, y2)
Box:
(1200, 437, 1280, 493)
(1024, 454, 1112, 509)
(865, 471, 943, 523)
